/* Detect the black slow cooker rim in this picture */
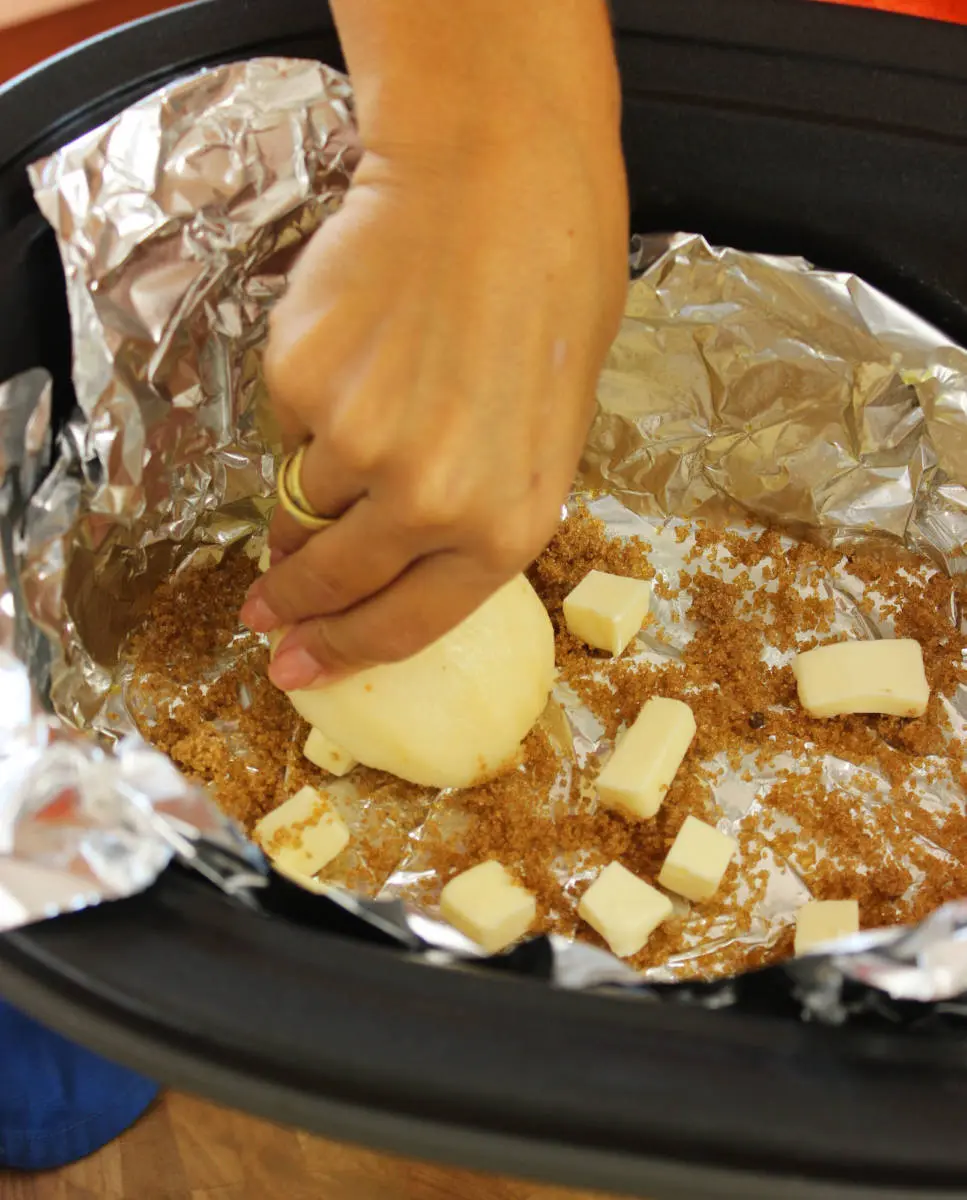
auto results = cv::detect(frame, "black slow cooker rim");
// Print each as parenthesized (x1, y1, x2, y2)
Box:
(3, 870, 967, 1198)
(2, 0, 966, 175)
(2, 1, 967, 1196)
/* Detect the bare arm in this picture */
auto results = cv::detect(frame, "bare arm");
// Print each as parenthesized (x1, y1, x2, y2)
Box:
(244, 1, 627, 689)
(333, 0, 621, 154)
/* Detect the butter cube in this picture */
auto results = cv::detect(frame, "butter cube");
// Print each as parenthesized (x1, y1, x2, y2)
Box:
(304, 727, 357, 777)
(578, 862, 673, 958)
(255, 785, 349, 878)
(596, 697, 696, 819)
(658, 815, 737, 902)
(794, 899, 860, 955)
(257, 545, 271, 573)
(563, 570, 652, 657)
(440, 861, 536, 953)
(792, 638, 929, 718)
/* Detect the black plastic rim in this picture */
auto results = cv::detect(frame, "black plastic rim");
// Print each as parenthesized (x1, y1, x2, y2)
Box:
(2, 3, 967, 1197)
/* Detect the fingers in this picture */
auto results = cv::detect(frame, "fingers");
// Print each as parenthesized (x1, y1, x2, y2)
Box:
(267, 553, 504, 690)
(263, 203, 389, 437)
(265, 304, 414, 562)
(242, 498, 423, 630)
(269, 429, 369, 560)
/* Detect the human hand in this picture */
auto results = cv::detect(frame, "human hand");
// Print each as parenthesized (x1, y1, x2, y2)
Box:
(240, 3, 628, 691)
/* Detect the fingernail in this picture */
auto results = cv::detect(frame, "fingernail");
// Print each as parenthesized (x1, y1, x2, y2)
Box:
(240, 594, 280, 632)
(270, 546, 287, 566)
(269, 645, 325, 690)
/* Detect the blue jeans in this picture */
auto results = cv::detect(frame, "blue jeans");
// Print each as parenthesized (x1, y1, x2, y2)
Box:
(0, 999, 159, 1170)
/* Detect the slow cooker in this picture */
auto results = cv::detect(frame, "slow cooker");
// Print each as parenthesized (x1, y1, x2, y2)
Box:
(1, 2, 966, 1197)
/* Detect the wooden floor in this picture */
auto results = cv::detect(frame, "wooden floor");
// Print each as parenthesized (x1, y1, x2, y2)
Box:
(0, 1091, 618, 1200)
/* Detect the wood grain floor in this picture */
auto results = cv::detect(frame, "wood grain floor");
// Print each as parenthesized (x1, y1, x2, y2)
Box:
(0, 1091, 618, 1200)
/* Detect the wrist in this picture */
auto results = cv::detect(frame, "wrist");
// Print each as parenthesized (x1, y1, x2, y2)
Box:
(332, 1, 621, 162)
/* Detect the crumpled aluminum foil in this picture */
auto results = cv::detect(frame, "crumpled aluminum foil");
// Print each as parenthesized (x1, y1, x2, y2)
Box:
(585, 232, 967, 568)
(375, 488, 967, 990)
(1, 57, 966, 1020)
(26, 57, 359, 728)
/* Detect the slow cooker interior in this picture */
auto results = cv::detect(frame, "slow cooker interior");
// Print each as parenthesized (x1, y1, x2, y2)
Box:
(1, 2, 967, 1198)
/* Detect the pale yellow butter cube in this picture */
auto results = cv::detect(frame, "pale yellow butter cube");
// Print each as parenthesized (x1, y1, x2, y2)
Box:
(596, 697, 696, 819)
(255, 785, 349, 878)
(794, 899, 860, 955)
(257, 545, 271, 573)
(304, 727, 357, 777)
(578, 862, 673, 958)
(792, 638, 929, 718)
(440, 861, 536, 954)
(658, 815, 737, 902)
(562, 569, 652, 657)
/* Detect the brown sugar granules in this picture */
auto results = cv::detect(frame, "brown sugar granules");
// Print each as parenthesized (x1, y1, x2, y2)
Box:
(126, 553, 291, 828)
(126, 506, 967, 982)
(124, 548, 432, 889)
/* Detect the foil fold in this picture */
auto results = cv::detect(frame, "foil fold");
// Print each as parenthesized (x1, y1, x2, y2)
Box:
(587, 232, 967, 563)
(26, 57, 359, 726)
(0, 646, 264, 930)
(1, 57, 965, 1019)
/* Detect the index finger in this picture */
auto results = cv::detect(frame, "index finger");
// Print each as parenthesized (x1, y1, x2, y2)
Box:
(269, 434, 367, 561)
(267, 552, 508, 689)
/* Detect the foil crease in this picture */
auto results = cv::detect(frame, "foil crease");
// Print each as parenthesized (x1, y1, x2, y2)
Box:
(585, 232, 967, 562)
(26, 57, 359, 726)
(0, 57, 964, 1018)
(377, 491, 967, 990)
(0, 367, 53, 678)
(0, 646, 265, 929)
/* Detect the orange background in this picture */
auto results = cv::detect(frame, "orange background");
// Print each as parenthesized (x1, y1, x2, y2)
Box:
(0, 0, 182, 84)
(835, 0, 967, 13)
(1, 0, 967, 88)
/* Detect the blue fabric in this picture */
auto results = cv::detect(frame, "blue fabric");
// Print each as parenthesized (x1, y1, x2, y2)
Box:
(0, 999, 159, 1170)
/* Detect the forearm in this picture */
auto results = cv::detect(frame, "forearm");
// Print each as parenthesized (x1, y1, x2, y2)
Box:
(329, 0, 621, 155)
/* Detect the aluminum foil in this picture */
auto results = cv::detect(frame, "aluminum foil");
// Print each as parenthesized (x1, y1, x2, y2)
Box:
(586, 232, 967, 567)
(374, 489, 967, 992)
(26, 57, 359, 728)
(1, 57, 966, 1019)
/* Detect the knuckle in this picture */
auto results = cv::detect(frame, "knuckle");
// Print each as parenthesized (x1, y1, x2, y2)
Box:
(301, 571, 347, 617)
(300, 620, 362, 674)
(263, 330, 307, 413)
(264, 551, 347, 621)
(262, 322, 287, 392)
(269, 509, 311, 555)
(355, 609, 431, 667)
(475, 498, 560, 574)
(394, 472, 468, 533)
(478, 521, 537, 574)
(308, 616, 414, 673)
(363, 629, 417, 666)
(325, 408, 384, 474)
(265, 326, 336, 432)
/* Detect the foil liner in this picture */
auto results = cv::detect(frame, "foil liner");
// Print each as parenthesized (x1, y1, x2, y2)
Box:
(25, 57, 359, 728)
(1, 57, 965, 1020)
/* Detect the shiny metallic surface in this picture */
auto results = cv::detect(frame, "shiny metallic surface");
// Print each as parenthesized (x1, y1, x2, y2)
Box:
(586, 232, 967, 563)
(28, 57, 358, 726)
(0, 60, 964, 1015)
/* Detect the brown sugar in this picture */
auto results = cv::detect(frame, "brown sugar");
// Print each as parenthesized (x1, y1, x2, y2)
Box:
(126, 506, 967, 981)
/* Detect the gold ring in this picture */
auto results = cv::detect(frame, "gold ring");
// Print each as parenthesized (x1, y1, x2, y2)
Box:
(277, 444, 336, 532)
(284, 444, 316, 513)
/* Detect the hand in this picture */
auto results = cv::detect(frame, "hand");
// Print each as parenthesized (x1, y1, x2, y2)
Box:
(240, 6, 628, 691)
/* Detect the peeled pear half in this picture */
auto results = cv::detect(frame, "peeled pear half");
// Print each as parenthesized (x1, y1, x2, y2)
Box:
(280, 575, 556, 789)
